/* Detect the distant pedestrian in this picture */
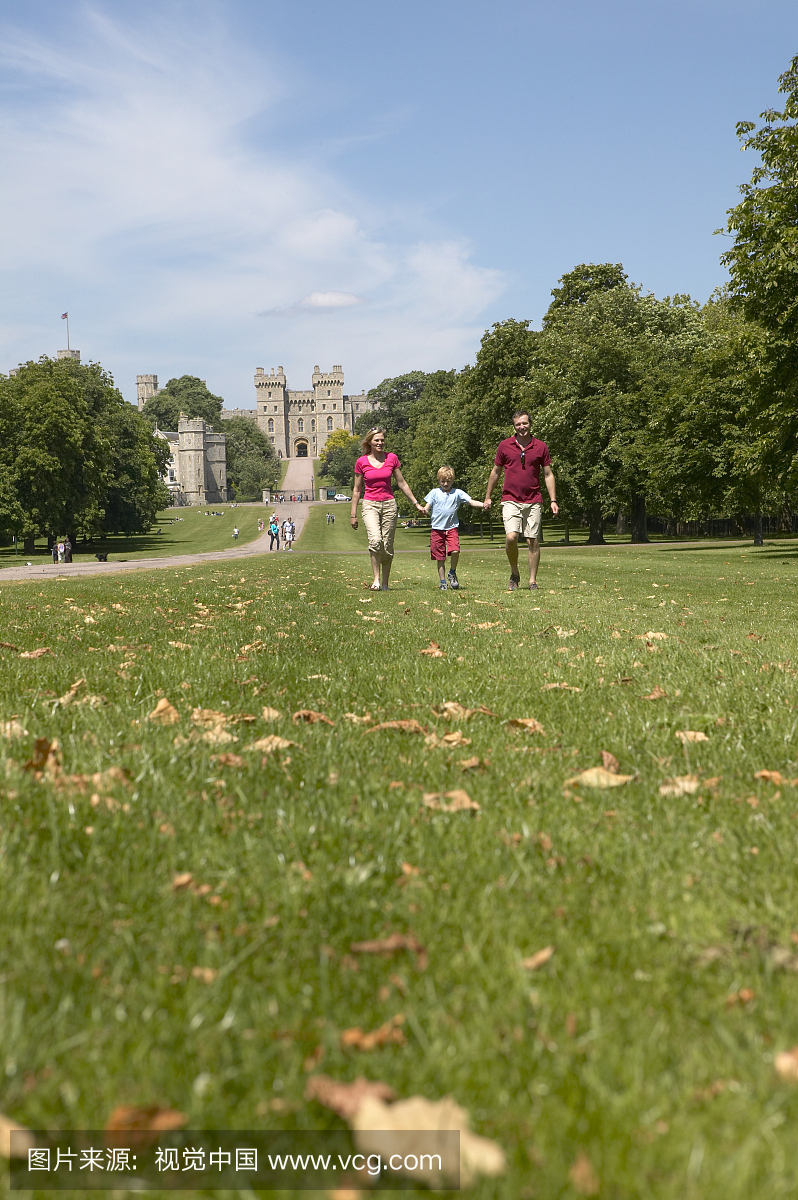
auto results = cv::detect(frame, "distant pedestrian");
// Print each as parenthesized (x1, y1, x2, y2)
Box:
(51, 542, 58, 565)
(57, 540, 65, 563)
(283, 518, 295, 550)
(63, 537, 72, 563)
(269, 518, 280, 550)
(232, 526, 239, 540)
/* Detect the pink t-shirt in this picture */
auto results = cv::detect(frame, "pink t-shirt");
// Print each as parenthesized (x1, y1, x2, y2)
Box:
(355, 452, 401, 501)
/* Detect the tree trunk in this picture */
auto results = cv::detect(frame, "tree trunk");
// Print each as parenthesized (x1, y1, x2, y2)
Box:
(23, 535, 35, 554)
(563, 518, 570, 545)
(587, 506, 605, 545)
(753, 510, 764, 546)
(616, 508, 628, 535)
(630, 494, 650, 543)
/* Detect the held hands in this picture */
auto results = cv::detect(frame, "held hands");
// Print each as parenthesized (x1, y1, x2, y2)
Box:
(482, 497, 492, 509)
(415, 502, 425, 512)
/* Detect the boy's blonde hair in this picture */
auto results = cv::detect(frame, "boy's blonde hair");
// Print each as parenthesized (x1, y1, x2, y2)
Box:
(436, 465, 455, 485)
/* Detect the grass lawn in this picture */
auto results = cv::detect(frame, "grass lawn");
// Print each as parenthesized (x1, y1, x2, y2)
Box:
(0, 506, 269, 569)
(297, 503, 504, 556)
(3, 541, 798, 1196)
(313, 460, 337, 499)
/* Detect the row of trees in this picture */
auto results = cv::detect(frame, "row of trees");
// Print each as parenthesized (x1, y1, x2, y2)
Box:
(323, 56, 798, 545)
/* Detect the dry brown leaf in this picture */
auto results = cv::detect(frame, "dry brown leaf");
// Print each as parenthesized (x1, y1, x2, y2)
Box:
(364, 719, 427, 735)
(190, 966, 218, 984)
(541, 682, 581, 692)
(425, 730, 472, 748)
(341, 1014, 406, 1051)
(168, 640, 192, 650)
(508, 717, 545, 734)
(172, 871, 194, 891)
(105, 1106, 187, 1132)
(261, 706, 282, 722)
(343, 711, 372, 725)
(0, 1113, 36, 1158)
(726, 987, 755, 1006)
(601, 750, 620, 773)
(244, 735, 297, 754)
(352, 1093, 505, 1188)
(19, 647, 53, 659)
(419, 641, 445, 657)
(522, 946, 555, 970)
(658, 775, 700, 797)
(676, 730, 709, 743)
(775, 1047, 798, 1083)
(569, 1152, 600, 1196)
(755, 769, 783, 785)
(54, 678, 86, 707)
(1, 719, 28, 739)
(148, 697, 180, 725)
(304, 1075, 396, 1122)
(351, 932, 427, 970)
(566, 767, 634, 789)
(459, 756, 483, 771)
(191, 707, 228, 729)
(423, 789, 480, 813)
(0, 641, 19, 651)
(476, 620, 501, 629)
(293, 709, 336, 726)
(24, 737, 62, 777)
(638, 631, 668, 641)
(432, 701, 476, 721)
(642, 686, 668, 700)
(200, 728, 238, 746)
(211, 752, 245, 768)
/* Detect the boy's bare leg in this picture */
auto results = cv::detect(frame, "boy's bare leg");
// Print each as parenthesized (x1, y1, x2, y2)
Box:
(528, 538, 540, 584)
(448, 550, 460, 572)
(437, 561, 446, 583)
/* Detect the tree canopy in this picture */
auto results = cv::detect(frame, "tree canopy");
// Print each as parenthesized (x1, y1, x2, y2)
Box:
(224, 417, 279, 500)
(142, 375, 224, 431)
(319, 429, 360, 491)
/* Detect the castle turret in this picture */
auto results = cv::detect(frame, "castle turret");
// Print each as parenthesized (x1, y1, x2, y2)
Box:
(137, 374, 160, 410)
(255, 366, 288, 457)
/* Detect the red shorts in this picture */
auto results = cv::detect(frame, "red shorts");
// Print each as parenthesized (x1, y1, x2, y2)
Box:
(430, 528, 460, 560)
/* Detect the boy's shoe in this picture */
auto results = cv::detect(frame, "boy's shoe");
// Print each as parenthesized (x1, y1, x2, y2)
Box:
(529, 581, 539, 590)
(439, 579, 448, 590)
(447, 569, 459, 590)
(508, 573, 520, 591)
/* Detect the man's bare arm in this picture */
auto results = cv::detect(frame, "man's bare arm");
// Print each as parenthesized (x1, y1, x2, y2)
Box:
(483, 464, 502, 507)
(543, 464, 559, 516)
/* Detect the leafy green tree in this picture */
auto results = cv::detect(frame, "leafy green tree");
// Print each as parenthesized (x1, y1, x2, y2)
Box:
(142, 375, 224, 431)
(546, 262, 628, 317)
(354, 372, 429, 464)
(223, 417, 279, 500)
(319, 430, 360, 491)
(0, 356, 168, 549)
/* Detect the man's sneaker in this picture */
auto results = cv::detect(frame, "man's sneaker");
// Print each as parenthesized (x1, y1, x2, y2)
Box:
(508, 573, 520, 591)
(439, 579, 448, 590)
(447, 569, 460, 590)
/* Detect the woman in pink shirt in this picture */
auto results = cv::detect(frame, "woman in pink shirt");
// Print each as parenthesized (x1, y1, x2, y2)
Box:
(350, 427, 425, 589)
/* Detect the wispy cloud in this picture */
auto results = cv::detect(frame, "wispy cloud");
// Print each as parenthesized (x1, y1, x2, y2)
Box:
(0, 3, 505, 401)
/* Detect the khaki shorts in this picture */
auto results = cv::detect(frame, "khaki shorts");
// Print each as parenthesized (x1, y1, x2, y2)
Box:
(361, 498, 398, 561)
(501, 501, 542, 540)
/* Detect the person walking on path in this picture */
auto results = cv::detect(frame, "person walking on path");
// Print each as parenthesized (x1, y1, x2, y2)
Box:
(57, 540, 65, 563)
(483, 410, 558, 591)
(268, 517, 280, 551)
(422, 466, 484, 590)
(282, 517, 295, 550)
(51, 541, 58, 565)
(350, 426, 424, 590)
(232, 526, 239, 541)
(63, 537, 72, 563)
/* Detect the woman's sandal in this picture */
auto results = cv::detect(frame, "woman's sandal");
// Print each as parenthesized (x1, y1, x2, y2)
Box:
(369, 581, 381, 590)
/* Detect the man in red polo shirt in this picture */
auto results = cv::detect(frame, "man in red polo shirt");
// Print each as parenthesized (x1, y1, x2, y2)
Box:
(483, 410, 558, 591)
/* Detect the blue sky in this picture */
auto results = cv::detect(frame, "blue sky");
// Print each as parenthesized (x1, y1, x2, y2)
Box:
(1, 0, 796, 407)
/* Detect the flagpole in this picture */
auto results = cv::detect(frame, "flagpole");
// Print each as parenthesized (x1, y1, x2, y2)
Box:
(66, 314, 70, 351)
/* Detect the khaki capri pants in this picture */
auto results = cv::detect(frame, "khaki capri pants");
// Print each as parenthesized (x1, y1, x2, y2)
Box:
(361, 498, 399, 562)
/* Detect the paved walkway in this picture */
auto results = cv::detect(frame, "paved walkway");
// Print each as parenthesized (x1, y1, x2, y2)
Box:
(279, 456, 315, 498)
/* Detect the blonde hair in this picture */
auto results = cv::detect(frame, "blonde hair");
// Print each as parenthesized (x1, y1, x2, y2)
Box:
(437, 465, 455, 485)
(361, 426, 387, 454)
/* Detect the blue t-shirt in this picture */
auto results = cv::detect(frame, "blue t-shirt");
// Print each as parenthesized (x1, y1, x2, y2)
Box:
(424, 487, 472, 530)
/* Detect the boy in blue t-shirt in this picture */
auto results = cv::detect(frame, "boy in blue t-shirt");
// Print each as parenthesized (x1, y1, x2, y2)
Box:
(422, 466, 485, 590)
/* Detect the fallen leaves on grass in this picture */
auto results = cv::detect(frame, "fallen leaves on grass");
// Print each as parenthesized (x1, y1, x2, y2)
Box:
(172, 872, 195, 891)
(190, 966, 218, 984)
(423, 789, 480, 813)
(726, 988, 755, 1006)
(508, 718, 545, 734)
(105, 1106, 187, 1133)
(676, 730, 709, 743)
(0, 641, 19, 651)
(351, 932, 427, 971)
(343, 712, 372, 725)
(19, 647, 53, 659)
(569, 1152, 600, 1196)
(659, 775, 700, 797)
(191, 708, 227, 730)
(432, 701, 477, 720)
(341, 1014, 406, 1051)
(304, 1076, 395, 1122)
(541, 682, 581, 692)
(200, 728, 238, 746)
(601, 751, 620, 773)
(565, 767, 634, 789)
(0, 1113, 36, 1158)
(168, 641, 192, 650)
(459, 756, 489, 772)
(293, 710, 336, 726)
(24, 737, 62, 778)
(243, 735, 297, 754)
(147, 697, 180, 725)
(754, 770, 798, 786)
(424, 730, 471, 748)
(775, 1047, 798, 1083)
(522, 946, 555, 970)
(210, 753, 245, 768)
(638, 631, 668, 641)
(1, 719, 28, 739)
(642, 686, 668, 700)
(364, 719, 427, 736)
(261, 707, 282, 721)
(419, 641, 445, 657)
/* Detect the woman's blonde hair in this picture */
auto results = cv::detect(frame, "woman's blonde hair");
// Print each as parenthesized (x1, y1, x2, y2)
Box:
(436, 465, 455, 485)
(361, 426, 387, 453)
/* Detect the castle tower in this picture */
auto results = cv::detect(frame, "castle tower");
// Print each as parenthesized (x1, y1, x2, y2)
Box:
(255, 366, 288, 458)
(137, 374, 160, 410)
(178, 415, 210, 505)
(58, 349, 80, 362)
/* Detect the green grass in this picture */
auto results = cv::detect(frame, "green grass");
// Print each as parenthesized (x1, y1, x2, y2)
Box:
(3, 542, 798, 1197)
(297, 503, 502, 555)
(312, 459, 337, 498)
(0, 506, 268, 568)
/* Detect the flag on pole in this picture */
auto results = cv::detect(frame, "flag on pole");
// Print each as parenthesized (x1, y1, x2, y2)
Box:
(61, 312, 68, 319)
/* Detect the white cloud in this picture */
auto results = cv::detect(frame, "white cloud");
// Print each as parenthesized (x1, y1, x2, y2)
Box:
(0, 4, 505, 402)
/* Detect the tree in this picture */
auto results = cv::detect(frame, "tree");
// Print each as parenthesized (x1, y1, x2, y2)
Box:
(142, 375, 224, 431)
(319, 430, 360, 491)
(354, 372, 429, 465)
(0, 356, 169, 548)
(224, 417, 279, 500)
(546, 263, 628, 317)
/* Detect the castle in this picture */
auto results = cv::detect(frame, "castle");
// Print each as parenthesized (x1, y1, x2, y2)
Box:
(154, 417, 228, 507)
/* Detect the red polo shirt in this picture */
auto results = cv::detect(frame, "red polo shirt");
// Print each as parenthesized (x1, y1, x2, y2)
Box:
(494, 436, 551, 503)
